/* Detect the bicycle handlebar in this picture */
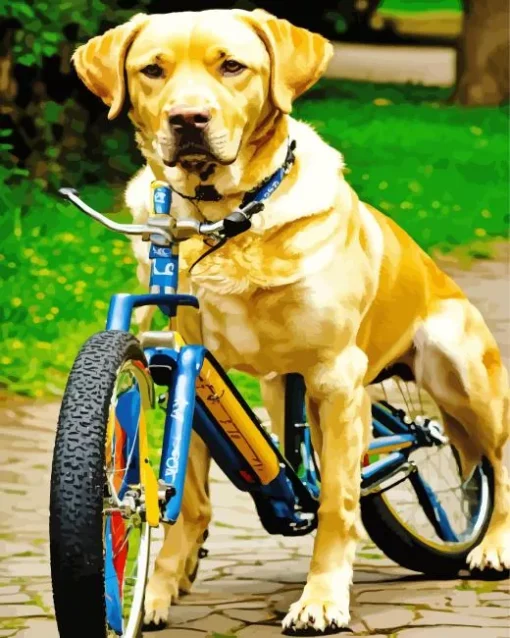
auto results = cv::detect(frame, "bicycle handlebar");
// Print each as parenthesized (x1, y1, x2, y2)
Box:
(58, 187, 264, 246)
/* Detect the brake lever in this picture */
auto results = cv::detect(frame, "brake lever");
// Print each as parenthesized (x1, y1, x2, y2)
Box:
(222, 201, 265, 238)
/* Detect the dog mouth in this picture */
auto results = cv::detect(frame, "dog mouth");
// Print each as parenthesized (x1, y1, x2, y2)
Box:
(162, 141, 212, 166)
(158, 130, 237, 170)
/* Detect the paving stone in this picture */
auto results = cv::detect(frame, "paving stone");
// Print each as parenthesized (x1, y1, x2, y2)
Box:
(365, 578, 459, 591)
(23, 581, 52, 593)
(166, 605, 212, 625)
(194, 578, 283, 595)
(215, 601, 268, 611)
(353, 570, 397, 583)
(184, 612, 242, 633)
(448, 589, 479, 607)
(17, 619, 59, 638)
(224, 608, 276, 623)
(356, 588, 448, 608)
(146, 630, 207, 637)
(349, 611, 370, 634)
(0, 588, 20, 596)
(362, 606, 416, 630)
(398, 628, 501, 638)
(0, 544, 42, 558)
(411, 610, 508, 628)
(0, 606, 45, 619)
(268, 589, 302, 616)
(0, 594, 31, 604)
(195, 559, 237, 572)
(2, 562, 50, 578)
(236, 625, 287, 637)
(468, 607, 510, 618)
(479, 592, 510, 603)
(178, 591, 264, 606)
(226, 560, 310, 584)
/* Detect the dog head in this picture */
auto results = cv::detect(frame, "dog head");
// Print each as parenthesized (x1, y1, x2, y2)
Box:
(73, 9, 332, 174)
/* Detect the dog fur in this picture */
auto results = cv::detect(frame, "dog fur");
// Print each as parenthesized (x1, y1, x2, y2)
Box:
(73, 9, 510, 633)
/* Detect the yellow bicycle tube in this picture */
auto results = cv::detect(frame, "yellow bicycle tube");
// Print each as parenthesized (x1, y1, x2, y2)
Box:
(137, 407, 160, 527)
(195, 355, 281, 485)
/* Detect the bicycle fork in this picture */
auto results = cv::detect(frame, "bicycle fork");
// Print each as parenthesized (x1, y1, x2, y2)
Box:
(143, 342, 319, 535)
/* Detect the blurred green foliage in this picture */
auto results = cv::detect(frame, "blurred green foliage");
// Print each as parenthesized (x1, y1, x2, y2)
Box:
(1, 2, 145, 67)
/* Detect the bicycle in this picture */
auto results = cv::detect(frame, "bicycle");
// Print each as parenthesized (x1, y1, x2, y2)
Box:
(49, 182, 494, 638)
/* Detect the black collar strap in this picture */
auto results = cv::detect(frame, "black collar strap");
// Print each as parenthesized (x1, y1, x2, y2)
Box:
(240, 138, 296, 207)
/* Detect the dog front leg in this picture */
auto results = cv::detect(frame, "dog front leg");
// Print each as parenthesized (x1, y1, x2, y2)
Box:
(144, 431, 211, 628)
(283, 347, 371, 633)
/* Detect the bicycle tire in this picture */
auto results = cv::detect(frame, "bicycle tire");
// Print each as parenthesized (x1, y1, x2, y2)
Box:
(50, 330, 151, 637)
(361, 454, 494, 576)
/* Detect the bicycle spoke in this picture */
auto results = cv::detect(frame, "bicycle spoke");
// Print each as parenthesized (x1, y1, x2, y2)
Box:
(381, 379, 389, 404)
(395, 377, 412, 414)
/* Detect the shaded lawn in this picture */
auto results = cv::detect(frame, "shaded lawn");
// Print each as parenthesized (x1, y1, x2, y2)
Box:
(378, 0, 461, 15)
(1, 80, 508, 400)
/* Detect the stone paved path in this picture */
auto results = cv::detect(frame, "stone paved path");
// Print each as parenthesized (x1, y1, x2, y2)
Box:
(326, 43, 456, 88)
(0, 248, 509, 638)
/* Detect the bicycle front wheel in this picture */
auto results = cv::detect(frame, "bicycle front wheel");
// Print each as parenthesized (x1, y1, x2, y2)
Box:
(50, 330, 154, 637)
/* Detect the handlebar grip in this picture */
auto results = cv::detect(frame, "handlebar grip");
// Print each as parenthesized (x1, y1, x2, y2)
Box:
(58, 187, 79, 199)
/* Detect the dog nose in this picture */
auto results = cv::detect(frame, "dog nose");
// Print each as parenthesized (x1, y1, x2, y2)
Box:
(168, 106, 211, 131)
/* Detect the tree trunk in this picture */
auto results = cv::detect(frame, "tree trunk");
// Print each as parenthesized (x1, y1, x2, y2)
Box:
(452, 0, 509, 106)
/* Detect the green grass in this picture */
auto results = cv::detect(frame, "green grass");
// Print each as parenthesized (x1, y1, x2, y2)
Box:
(1, 80, 508, 399)
(295, 80, 509, 254)
(378, 0, 461, 14)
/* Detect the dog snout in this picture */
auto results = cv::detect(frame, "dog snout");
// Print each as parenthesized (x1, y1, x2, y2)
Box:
(168, 106, 211, 132)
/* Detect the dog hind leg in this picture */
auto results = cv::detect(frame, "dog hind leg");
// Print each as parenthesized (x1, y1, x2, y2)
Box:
(414, 298, 510, 572)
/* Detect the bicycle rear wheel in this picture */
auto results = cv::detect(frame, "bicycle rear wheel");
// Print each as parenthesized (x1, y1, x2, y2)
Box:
(50, 330, 154, 637)
(361, 377, 494, 576)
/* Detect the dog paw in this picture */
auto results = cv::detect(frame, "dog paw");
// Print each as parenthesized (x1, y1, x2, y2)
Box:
(143, 579, 179, 631)
(467, 530, 510, 575)
(282, 598, 350, 635)
(143, 604, 170, 631)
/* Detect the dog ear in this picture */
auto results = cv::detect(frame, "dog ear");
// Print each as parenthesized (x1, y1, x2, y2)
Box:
(72, 13, 148, 120)
(239, 9, 333, 113)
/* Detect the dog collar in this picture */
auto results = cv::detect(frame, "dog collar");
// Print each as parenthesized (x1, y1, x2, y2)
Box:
(240, 138, 296, 207)
(187, 138, 297, 273)
(172, 138, 297, 205)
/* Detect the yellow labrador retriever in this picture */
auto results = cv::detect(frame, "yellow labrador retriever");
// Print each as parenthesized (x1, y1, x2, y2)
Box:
(73, 8, 510, 633)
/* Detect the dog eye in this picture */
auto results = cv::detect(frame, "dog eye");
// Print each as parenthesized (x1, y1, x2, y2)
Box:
(220, 59, 246, 76)
(141, 64, 164, 79)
